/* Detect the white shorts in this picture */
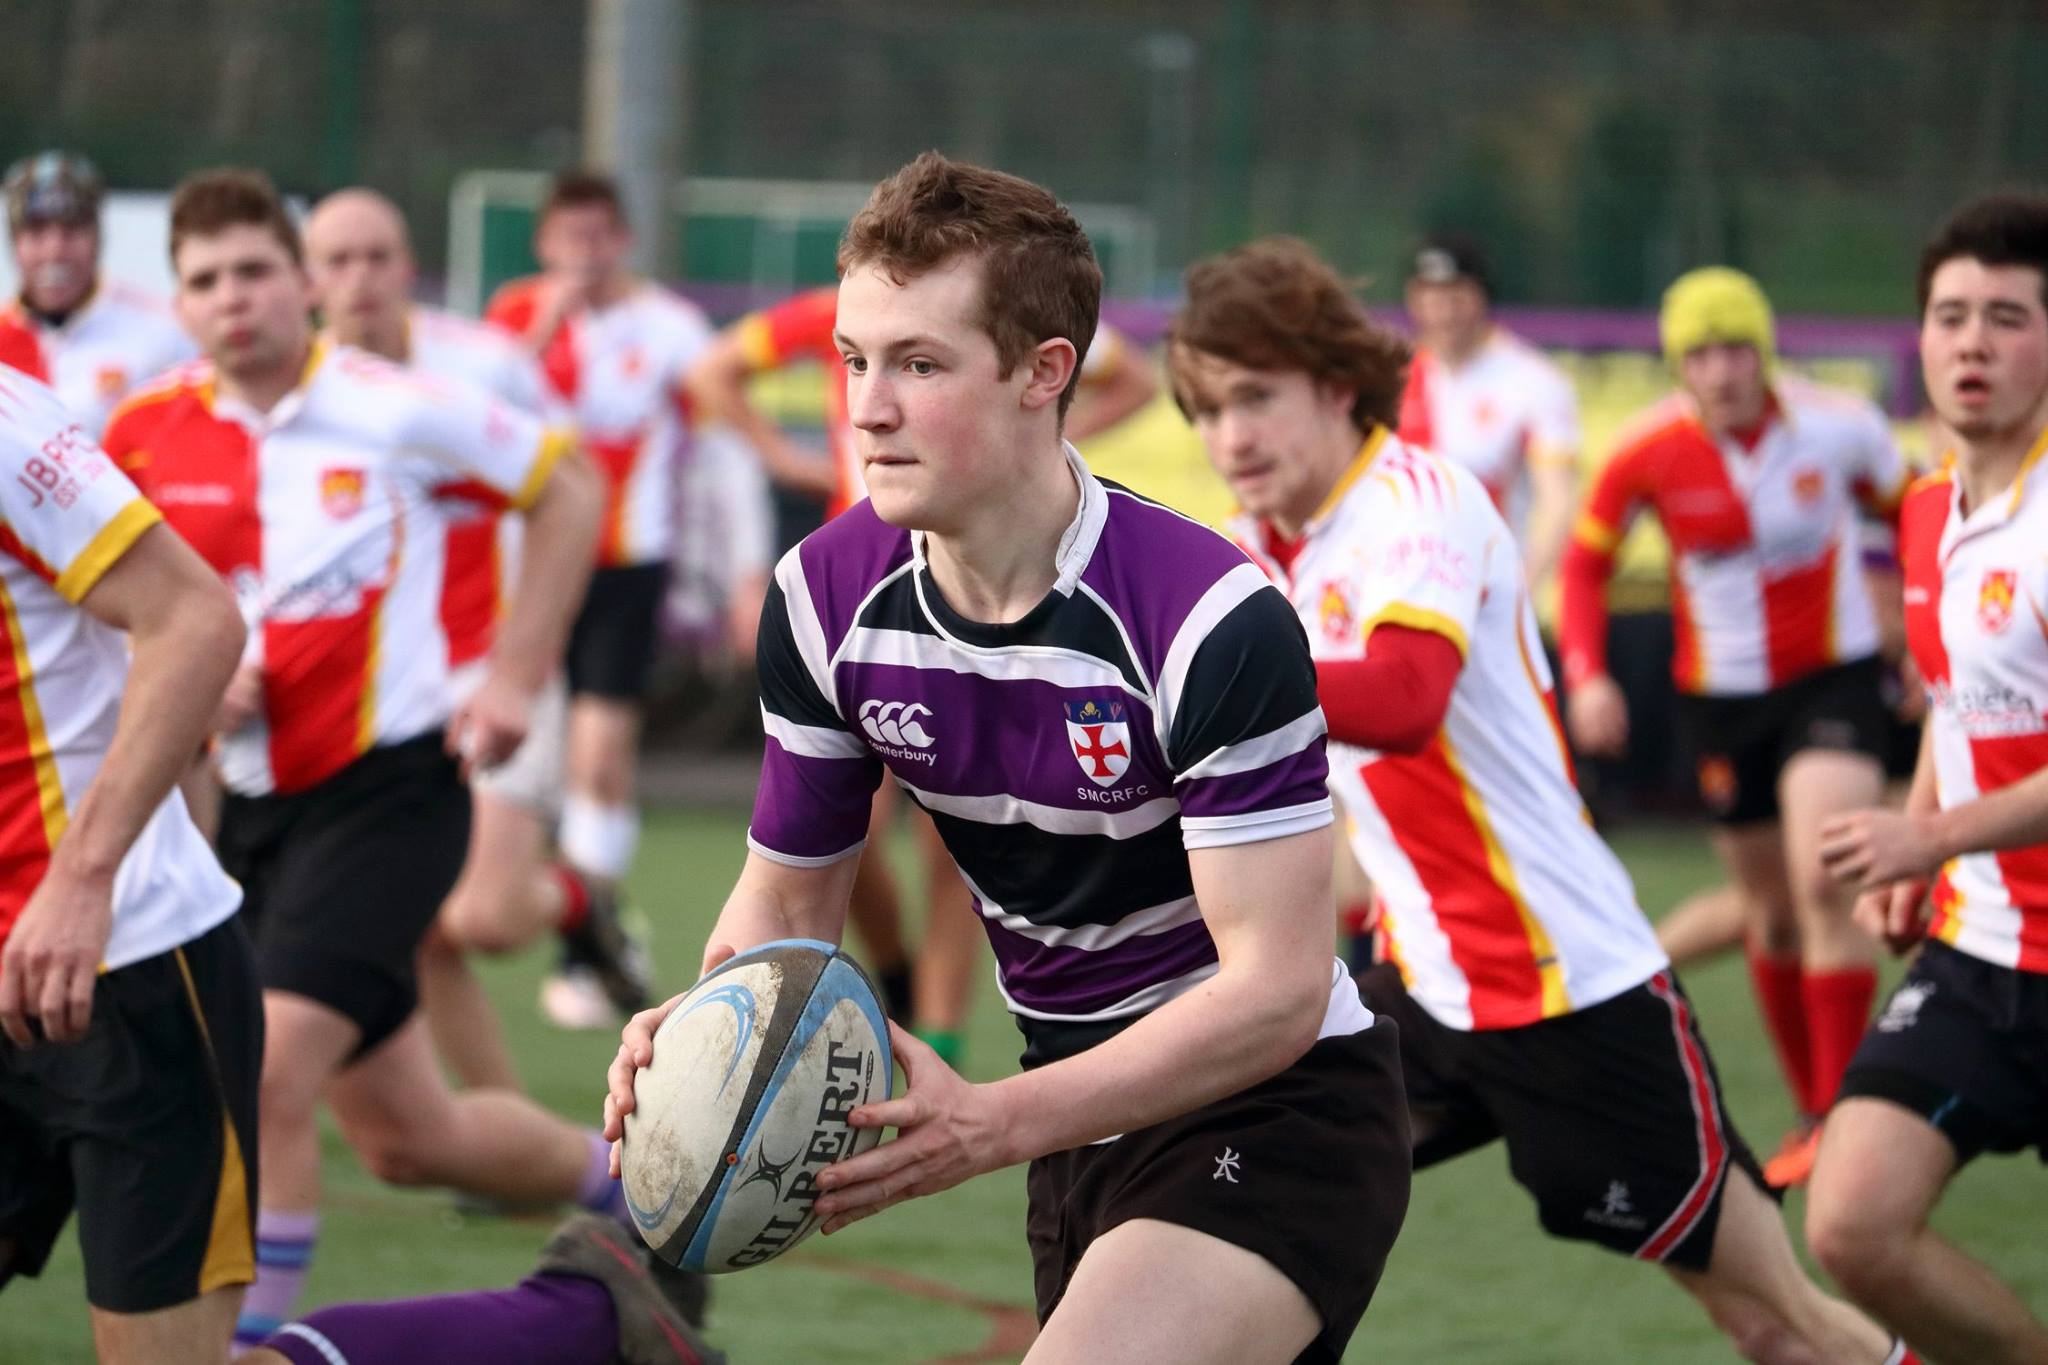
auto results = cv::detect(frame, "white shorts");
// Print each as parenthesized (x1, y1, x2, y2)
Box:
(451, 664, 569, 818)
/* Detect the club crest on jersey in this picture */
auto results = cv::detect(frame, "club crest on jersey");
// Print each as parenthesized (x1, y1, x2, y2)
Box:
(319, 467, 366, 519)
(1979, 569, 2017, 634)
(1792, 467, 1826, 504)
(1063, 698, 1131, 787)
(1318, 581, 1355, 646)
(95, 364, 127, 399)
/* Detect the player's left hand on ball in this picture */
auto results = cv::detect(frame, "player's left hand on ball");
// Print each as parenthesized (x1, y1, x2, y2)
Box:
(603, 991, 689, 1177)
(0, 865, 114, 1046)
(812, 1021, 1010, 1235)
(447, 673, 532, 776)
(1819, 808, 1943, 890)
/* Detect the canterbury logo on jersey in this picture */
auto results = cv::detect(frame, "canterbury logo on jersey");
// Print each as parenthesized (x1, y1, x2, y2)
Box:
(859, 699, 935, 751)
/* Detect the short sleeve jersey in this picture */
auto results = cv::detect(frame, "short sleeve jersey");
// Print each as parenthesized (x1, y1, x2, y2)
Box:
(0, 367, 240, 967)
(1230, 431, 1666, 1030)
(401, 305, 560, 673)
(486, 278, 711, 567)
(747, 446, 1368, 1065)
(1901, 433, 2048, 974)
(102, 342, 567, 797)
(1396, 328, 1580, 534)
(0, 284, 198, 437)
(1567, 376, 1908, 695)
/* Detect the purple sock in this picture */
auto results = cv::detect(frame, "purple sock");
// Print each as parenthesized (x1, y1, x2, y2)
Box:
(235, 1210, 318, 1346)
(262, 1272, 620, 1365)
(576, 1128, 630, 1223)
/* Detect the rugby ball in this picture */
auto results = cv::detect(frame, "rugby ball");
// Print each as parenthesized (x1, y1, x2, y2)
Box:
(621, 939, 892, 1272)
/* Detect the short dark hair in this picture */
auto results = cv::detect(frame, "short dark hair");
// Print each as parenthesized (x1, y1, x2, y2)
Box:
(540, 170, 628, 227)
(1917, 193, 2048, 313)
(1168, 236, 1410, 432)
(169, 168, 301, 267)
(838, 152, 1101, 418)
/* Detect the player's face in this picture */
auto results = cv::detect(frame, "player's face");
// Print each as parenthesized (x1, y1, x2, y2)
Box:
(536, 204, 629, 289)
(11, 219, 97, 314)
(835, 256, 1035, 533)
(1405, 278, 1487, 354)
(174, 225, 314, 380)
(305, 201, 415, 345)
(1178, 349, 1360, 528)
(1921, 258, 2048, 441)
(1677, 341, 1767, 433)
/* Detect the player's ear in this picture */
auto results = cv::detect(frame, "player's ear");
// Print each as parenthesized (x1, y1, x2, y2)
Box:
(1020, 336, 1078, 413)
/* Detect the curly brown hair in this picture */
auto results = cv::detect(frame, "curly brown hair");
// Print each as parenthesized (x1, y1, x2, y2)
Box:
(1168, 236, 1409, 432)
(838, 152, 1101, 418)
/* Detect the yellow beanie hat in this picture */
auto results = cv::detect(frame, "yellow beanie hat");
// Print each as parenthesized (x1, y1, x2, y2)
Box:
(1659, 267, 1776, 372)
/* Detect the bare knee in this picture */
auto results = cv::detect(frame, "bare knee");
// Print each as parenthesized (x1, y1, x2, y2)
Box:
(1806, 1200, 1904, 1303)
(1704, 1297, 1805, 1365)
(440, 879, 531, 955)
(354, 1122, 444, 1187)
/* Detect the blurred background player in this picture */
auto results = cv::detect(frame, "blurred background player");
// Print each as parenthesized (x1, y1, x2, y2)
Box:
(485, 171, 713, 1030)
(0, 368, 255, 1365)
(1397, 233, 1581, 593)
(303, 187, 649, 1095)
(98, 169, 640, 1348)
(1560, 267, 1908, 1188)
(684, 285, 1160, 1061)
(1804, 194, 2048, 1365)
(0, 152, 195, 435)
(1179, 237, 1915, 1365)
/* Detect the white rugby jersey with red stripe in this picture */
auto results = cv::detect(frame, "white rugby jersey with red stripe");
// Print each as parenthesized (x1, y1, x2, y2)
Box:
(486, 278, 711, 566)
(1902, 432, 2048, 974)
(392, 305, 559, 674)
(1395, 327, 1580, 533)
(0, 367, 239, 967)
(102, 342, 568, 796)
(1231, 430, 1667, 1030)
(1563, 376, 1907, 696)
(0, 283, 197, 436)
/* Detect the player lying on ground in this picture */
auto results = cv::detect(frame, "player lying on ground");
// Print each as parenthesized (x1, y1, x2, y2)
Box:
(304, 187, 649, 1095)
(1802, 192, 2048, 1365)
(607, 153, 1413, 1365)
(96, 168, 660, 1348)
(0, 368, 255, 1365)
(1561, 266, 1908, 1187)
(1174, 235, 1918, 1365)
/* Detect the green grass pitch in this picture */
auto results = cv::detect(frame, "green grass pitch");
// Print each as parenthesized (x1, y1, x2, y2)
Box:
(6, 808, 2045, 1362)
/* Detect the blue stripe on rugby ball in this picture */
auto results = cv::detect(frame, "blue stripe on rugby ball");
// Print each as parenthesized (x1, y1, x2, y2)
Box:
(679, 949, 891, 1270)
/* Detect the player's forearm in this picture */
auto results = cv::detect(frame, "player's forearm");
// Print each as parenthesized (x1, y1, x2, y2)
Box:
(56, 592, 243, 883)
(1924, 762, 2048, 862)
(703, 851, 859, 964)
(493, 452, 601, 692)
(692, 370, 835, 503)
(1065, 364, 1156, 441)
(983, 952, 1327, 1164)
(1556, 540, 1614, 688)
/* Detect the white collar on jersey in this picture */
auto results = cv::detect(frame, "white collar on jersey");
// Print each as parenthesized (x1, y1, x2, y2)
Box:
(910, 441, 1107, 598)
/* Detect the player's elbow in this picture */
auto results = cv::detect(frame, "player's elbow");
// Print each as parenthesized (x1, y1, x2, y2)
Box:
(685, 344, 748, 419)
(533, 448, 604, 546)
(1237, 958, 1328, 1072)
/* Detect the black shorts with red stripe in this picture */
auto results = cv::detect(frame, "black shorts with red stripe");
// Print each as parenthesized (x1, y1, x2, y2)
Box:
(1358, 963, 1766, 1270)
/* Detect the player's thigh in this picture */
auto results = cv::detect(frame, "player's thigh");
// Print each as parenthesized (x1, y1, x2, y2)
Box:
(1026, 1218, 1319, 1365)
(325, 1015, 460, 1154)
(1708, 821, 1796, 945)
(91, 1284, 242, 1365)
(1665, 1165, 1815, 1314)
(260, 989, 363, 1117)
(1778, 747, 1887, 892)
(1806, 1097, 1956, 1252)
(441, 789, 552, 941)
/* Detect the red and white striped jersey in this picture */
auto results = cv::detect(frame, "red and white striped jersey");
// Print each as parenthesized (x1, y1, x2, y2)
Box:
(1901, 432, 2048, 973)
(1396, 327, 1580, 533)
(486, 278, 710, 567)
(1230, 430, 1667, 1030)
(392, 305, 559, 675)
(102, 342, 568, 797)
(0, 283, 197, 437)
(0, 368, 239, 967)
(1564, 377, 1908, 696)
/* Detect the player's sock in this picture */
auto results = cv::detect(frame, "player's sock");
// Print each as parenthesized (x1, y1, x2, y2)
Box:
(1744, 944, 1815, 1112)
(914, 1026, 964, 1068)
(234, 1210, 319, 1346)
(554, 864, 593, 936)
(1883, 1339, 1919, 1365)
(577, 1129, 632, 1223)
(1803, 964, 1878, 1112)
(261, 1272, 619, 1365)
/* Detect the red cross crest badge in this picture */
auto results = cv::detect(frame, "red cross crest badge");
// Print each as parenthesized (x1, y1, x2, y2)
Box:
(1063, 697, 1131, 788)
(1979, 568, 2018, 634)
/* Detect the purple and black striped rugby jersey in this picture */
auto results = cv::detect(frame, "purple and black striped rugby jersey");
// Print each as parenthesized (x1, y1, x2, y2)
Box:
(747, 447, 1372, 1065)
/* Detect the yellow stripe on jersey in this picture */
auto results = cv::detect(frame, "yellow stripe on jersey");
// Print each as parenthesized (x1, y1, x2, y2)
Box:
(0, 574, 68, 851)
(1439, 731, 1573, 1019)
(173, 948, 256, 1292)
(53, 498, 162, 604)
(1361, 601, 1471, 661)
(1572, 510, 1622, 556)
(511, 427, 575, 512)
(2005, 422, 2048, 514)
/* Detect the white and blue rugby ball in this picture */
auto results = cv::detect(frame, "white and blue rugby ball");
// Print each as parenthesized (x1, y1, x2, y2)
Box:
(620, 939, 892, 1273)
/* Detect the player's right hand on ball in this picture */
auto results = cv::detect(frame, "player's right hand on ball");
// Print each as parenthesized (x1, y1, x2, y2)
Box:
(603, 944, 738, 1176)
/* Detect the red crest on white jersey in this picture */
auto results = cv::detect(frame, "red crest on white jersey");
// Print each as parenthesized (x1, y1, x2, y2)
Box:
(320, 466, 366, 520)
(1979, 569, 2017, 634)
